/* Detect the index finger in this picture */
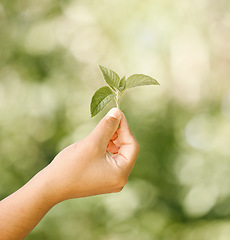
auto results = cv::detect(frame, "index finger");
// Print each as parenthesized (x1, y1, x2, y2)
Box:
(116, 113, 139, 170)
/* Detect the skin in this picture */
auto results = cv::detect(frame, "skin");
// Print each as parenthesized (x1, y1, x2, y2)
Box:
(0, 108, 139, 240)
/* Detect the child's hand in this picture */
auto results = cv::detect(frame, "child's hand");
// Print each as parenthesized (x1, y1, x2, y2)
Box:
(47, 108, 139, 202)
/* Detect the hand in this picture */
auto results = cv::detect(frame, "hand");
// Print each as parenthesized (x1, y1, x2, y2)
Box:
(46, 108, 139, 202)
(0, 108, 139, 239)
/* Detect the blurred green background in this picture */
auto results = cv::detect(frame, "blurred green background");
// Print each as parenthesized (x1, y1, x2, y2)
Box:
(1, 0, 230, 239)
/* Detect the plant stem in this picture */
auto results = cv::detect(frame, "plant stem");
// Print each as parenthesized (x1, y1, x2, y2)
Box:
(115, 91, 120, 108)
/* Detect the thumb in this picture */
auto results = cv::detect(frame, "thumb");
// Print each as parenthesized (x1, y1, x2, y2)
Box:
(89, 108, 122, 149)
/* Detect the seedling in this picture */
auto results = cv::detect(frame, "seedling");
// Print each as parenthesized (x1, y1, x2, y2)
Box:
(90, 65, 160, 117)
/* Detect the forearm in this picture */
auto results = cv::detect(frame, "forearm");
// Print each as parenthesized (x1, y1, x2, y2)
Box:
(0, 167, 57, 240)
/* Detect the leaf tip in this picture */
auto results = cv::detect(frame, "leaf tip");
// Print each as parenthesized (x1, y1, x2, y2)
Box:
(98, 64, 104, 71)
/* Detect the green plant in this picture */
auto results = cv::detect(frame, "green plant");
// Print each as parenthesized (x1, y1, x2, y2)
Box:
(90, 65, 160, 117)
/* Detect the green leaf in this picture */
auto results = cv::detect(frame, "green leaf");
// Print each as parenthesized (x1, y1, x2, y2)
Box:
(126, 74, 159, 89)
(99, 65, 120, 90)
(90, 86, 115, 117)
(118, 76, 126, 91)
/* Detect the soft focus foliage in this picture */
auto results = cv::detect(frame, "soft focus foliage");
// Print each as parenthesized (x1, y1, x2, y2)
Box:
(1, 0, 230, 239)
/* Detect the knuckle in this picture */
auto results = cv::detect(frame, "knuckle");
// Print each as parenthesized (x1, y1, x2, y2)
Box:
(114, 187, 124, 193)
(132, 139, 140, 154)
(114, 174, 128, 188)
(121, 177, 128, 187)
(135, 141, 140, 152)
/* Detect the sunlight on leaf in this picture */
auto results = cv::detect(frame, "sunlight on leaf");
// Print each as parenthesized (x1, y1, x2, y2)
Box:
(90, 86, 115, 117)
(99, 65, 120, 90)
(126, 74, 159, 89)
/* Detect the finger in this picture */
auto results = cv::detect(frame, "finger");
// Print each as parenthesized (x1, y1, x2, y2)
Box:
(118, 113, 137, 145)
(118, 143, 139, 171)
(116, 113, 139, 169)
(88, 108, 122, 149)
(111, 131, 118, 141)
(107, 140, 119, 154)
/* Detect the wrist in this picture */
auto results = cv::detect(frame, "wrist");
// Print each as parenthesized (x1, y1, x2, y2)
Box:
(41, 163, 75, 203)
(31, 166, 62, 207)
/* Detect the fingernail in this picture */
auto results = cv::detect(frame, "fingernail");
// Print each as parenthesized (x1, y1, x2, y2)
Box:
(106, 108, 122, 120)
